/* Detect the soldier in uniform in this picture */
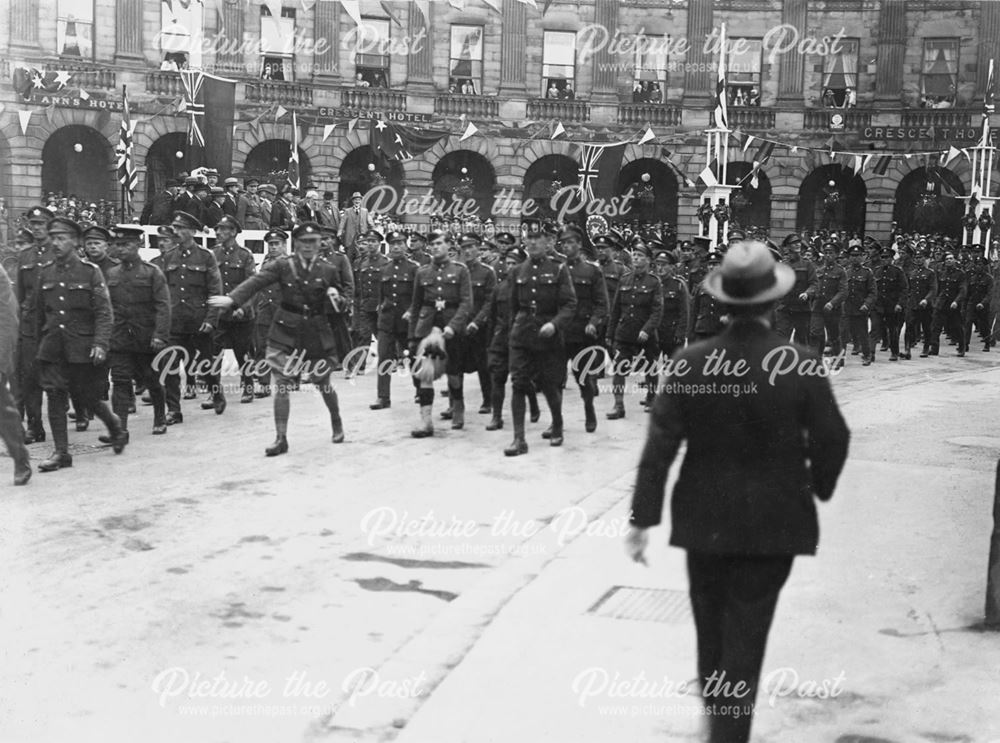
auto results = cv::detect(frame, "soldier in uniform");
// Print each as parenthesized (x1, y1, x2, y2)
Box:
(320, 226, 355, 370)
(964, 254, 993, 352)
(237, 178, 268, 231)
(559, 225, 608, 433)
(101, 226, 171, 440)
(210, 222, 350, 455)
(843, 245, 877, 365)
(34, 217, 128, 472)
(906, 250, 937, 358)
(689, 250, 727, 341)
(929, 251, 968, 356)
(775, 234, 818, 344)
(14, 206, 55, 444)
(350, 230, 388, 375)
(406, 230, 473, 438)
(653, 248, 690, 377)
(870, 247, 909, 361)
(160, 210, 225, 423)
(408, 231, 432, 266)
(75, 224, 120, 428)
(809, 243, 848, 365)
(503, 228, 577, 455)
(209, 216, 257, 404)
(258, 183, 276, 226)
(370, 230, 419, 410)
(606, 241, 663, 419)
(0, 263, 31, 485)
(252, 229, 288, 398)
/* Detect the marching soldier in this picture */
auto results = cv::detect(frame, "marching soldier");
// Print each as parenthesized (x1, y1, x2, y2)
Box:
(101, 226, 171, 440)
(809, 243, 848, 365)
(843, 245, 877, 365)
(210, 216, 257, 404)
(0, 263, 31, 485)
(503, 228, 577, 455)
(907, 251, 937, 359)
(653, 248, 690, 375)
(606, 241, 662, 420)
(408, 231, 432, 266)
(406, 231, 473, 438)
(929, 251, 968, 357)
(34, 217, 128, 472)
(252, 229, 288, 398)
(870, 247, 909, 362)
(370, 230, 419, 410)
(351, 230, 388, 374)
(161, 210, 225, 424)
(209, 222, 350, 455)
(689, 250, 726, 341)
(775, 234, 818, 344)
(964, 254, 993, 352)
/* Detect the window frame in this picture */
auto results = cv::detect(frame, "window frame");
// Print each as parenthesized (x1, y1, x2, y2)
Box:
(57, 0, 95, 60)
(259, 5, 297, 81)
(449, 24, 485, 96)
(921, 37, 960, 106)
(632, 34, 670, 103)
(160, 0, 203, 70)
(542, 30, 577, 99)
(820, 37, 860, 108)
(724, 37, 763, 107)
(355, 16, 391, 88)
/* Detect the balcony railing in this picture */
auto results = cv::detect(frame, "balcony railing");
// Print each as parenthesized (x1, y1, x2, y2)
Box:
(434, 94, 499, 118)
(900, 109, 973, 128)
(803, 108, 873, 131)
(727, 106, 775, 130)
(145, 70, 184, 97)
(44, 61, 115, 89)
(526, 99, 591, 123)
(340, 87, 406, 111)
(617, 103, 682, 126)
(245, 80, 314, 107)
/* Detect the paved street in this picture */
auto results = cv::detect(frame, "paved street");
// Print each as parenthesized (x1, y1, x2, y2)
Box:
(2, 347, 1000, 743)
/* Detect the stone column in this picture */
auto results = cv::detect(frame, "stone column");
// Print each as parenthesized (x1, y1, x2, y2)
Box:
(978, 1, 1000, 95)
(590, 0, 619, 104)
(215, 3, 245, 75)
(499, 0, 527, 97)
(9, 0, 39, 53)
(874, 0, 907, 105)
(407, 3, 434, 94)
(314, 1, 340, 81)
(682, 0, 714, 107)
(114, 0, 143, 61)
(776, 0, 807, 105)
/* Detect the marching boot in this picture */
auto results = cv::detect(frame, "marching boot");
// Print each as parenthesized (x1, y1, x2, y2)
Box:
(213, 388, 227, 415)
(451, 397, 465, 430)
(320, 386, 345, 444)
(582, 387, 597, 433)
(241, 380, 254, 404)
(528, 390, 541, 423)
(485, 387, 504, 431)
(411, 405, 434, 438)
(265, 436, 289, 456)
(39, 408, 72, 473)
(504, 392, 528, 456)
(2, 420, 31, 485)
(23, 426, 45, 444)
(92, 401, 128, 454)
(544, 388, 564, 447)
(606, 392, 626, 420)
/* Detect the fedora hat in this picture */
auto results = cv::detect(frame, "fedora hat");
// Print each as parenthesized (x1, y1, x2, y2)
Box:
(704, 239, 795, 305)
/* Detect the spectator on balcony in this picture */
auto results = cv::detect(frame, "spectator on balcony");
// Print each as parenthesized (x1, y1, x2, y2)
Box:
(374, 73, 388, 89)
(648, 82, 662, 103)
(546, 82, 560, 99)
(461, 80, 475, 95)
(355, 72, 370, 88)
(823, 88, 837, 108)
(448, 81, 458, 94)
(747, 87, 760, 107)
(633, 81, 645, 103)
(561, 82, 575, 100)
(845, 87, 857, 109)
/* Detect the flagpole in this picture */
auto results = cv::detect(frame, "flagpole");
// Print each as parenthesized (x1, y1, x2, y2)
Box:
(970, 58, 996, 254)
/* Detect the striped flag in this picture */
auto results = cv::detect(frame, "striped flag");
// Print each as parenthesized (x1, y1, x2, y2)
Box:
(873, 155, 892, 175)
(983, 58, 995, 147)
(287, 111, 300, 191)
(713, 23, 728, 129)
(116, 86, 137, 214)
(749, 140, 775, 188)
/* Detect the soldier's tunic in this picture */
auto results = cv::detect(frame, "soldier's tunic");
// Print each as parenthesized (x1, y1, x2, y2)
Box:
(106, 259, 171, 429)
(657, 275, 690, 358)
(14, 242, 54, 434)
(964, 265, 993, 348)
(253, 256, 283, 387)
(407, 258, 473, 377)
(607, 270, 663, 397)
(352, 252, 389, 361)
(808, 262, 848, 357)
(237, 194, 268, 231)
(690, 284, 726, 340)
(160, 242, 223, 414)
(905, 264, 937, 352)
(476, 277, 514, 402)
(373, 255, 419, 403)
(870, 263, 909, 358)
(451, 260, 497, 402)
(930, 264, 968, 354)
(563, 255, 609, 393)
(324, 251, 355, 364)
(213, 242, 257, 394)
(775, 255, 818, 344)
(843, 264, 877, 361)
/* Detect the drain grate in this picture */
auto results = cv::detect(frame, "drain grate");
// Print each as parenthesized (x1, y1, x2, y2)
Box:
(587, 586, 692, 624)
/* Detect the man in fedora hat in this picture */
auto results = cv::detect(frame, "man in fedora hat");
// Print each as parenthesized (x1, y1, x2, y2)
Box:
(222, 178, 241, 217)
(338, 192, 370, 255)
(626, 239, 850, 743)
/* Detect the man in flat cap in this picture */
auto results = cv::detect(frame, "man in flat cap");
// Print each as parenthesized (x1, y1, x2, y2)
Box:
(370, 230, 419, 409)
(210, 216, 257, 404)
(209, 222, 350, 455)
(34, 217, 128, 472)
(160, 210, 225, 423)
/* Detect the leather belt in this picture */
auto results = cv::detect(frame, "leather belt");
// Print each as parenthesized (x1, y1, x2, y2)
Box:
(281, 302, 323, 317)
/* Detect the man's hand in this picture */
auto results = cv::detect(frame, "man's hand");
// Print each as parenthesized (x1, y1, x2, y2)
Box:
(90, 347, 107, 365)
(798, 292, 809, 302)
(919, 299, 928, 308)
(585, 323, 598, 338)
(208, 295, 234, 309)
(198, 322, 214, 334)
(824, 302, 833, 312)
(539, 322, 556, 338)
(894, 304, 902, 313)
(402, 310, 411, 322)
(860, 304, 869, 314)
(951, 301, 958, 310)
(151, 338, 167, 352)
(637, 330, 649, 343)
(442, 326, 455, 340)
(977, 303, 985, 310)
(624, 526, 649, 566)
(466, 321, 479, 334)
(720, 314, 730, 324)
(231, 307, 245, 321)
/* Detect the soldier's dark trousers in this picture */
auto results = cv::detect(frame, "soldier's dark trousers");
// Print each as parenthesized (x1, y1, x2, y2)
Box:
(215, 322, 256, 395)
(565, 340, 602, 405)
(350, 311, 378, 371)
(965, 304, 991, 348)
(254, 321, 272, 388)
(610, 341, 656, 401)
(164, 331, 218, 413)
(510, 344, 566, 434)
(809, 308, 842, 357)
(905, 307, 933, 350)
(15, 335, 45, 435)
(847, 315, 871, 359)
(110, 351, 165, 430)
(0, 374, 30, 471)
(775, 309, 811, 345)
(931, 307, 967, 353)
(375, 331, 417, 402)
(869, 309, 903, 357)
(39, 361, 121, 453)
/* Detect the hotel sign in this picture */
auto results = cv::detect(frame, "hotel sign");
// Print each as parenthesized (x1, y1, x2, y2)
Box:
(861, 125, 998, 144)
(314, 107, 433, 124)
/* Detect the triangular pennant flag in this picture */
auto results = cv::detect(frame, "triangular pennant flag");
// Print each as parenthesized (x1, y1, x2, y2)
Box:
(323, 123, 336, 142)
(852, 155, 864, 176)
(79, 88, 90, 100)
(340, 0, 362, 25)
(414, 0, 430, 24)
(18, 109, 32, 135)
(460, 120, 479, 142)
(873, 154, 892, 175)
(275, 105, 288, 120)
(752, 140, 775, 164)
(551, 121, 565, 139)
(962, 148, 971, 161)
(742, 134, 755, 153)
(348, 117, 358, 134)
(637, 126, 655, 145)
(176, 97, 187, 114)
(861, 154, 873, 173)
(942, 145, 961, 167)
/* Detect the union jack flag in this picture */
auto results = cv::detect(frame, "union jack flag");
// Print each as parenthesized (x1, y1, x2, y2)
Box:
(577, 143, 626, 201)
(179, 69, 205, 147)
(116, 86, 137, 213)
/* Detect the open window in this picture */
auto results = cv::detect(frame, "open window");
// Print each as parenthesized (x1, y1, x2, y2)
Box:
(727, 38, 763, 107)
(58, 0, 94, 59)
(821, 38, 859, 108)
(449, 25, 484, 95)
(633, 35, 669, 103)
(921, 38, 959, 107)
(260, 5, 296, 81)
(160, 0, 202, 69)
(542, 31, 577, 99)
(355, 17, 390, 88)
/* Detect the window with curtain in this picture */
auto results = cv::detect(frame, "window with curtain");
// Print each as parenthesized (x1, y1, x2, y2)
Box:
(632, 35, 669, 103)
(542, 31, 577, 99)
(449, 26, 484, 95)
(58, 0, 94, 58)
(160, 0, 203, 69)
(355, 18, 390, 88)
(725, 38, 763, 107)
(260, 5, 296, 81)
(821, 38, 859, 108)
(922, 39, 959, 106)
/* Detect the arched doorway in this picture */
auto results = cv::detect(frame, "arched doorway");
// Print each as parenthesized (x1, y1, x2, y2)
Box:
(797, 164, 867, 234)
(893, 166, 965, 237)
(616, 158, 679, 229)
(522, 154, 581, 223)
(339, 145, 405, 210)
(42, 125, 114, 204)
(725, 162, 772, 230)
(145, 132, 189, 200)
(431, 151, 496, 220)
(243, 139, 312, 192)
